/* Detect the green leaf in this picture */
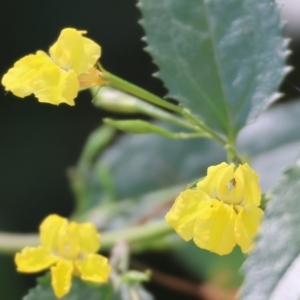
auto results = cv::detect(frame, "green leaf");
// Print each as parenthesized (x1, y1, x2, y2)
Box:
(24, 274, 113, 300)
(138, 0, 289, 137)
(24, 274, 153, 300)
(241, 157, 300, 299)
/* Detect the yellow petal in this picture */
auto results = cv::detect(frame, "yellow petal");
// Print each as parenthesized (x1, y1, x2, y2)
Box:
(196, 162, 229, 196)
(238, 163, 261, 206)
(75, 254, 111, 283)
(1, 51, 50, 97)
(76, 222, 100, 254)
(234, 205, 264, 253)
(51, 259, 73, 299)
(15, 246, 58, 273)
(40, 214, 68, 250)
(49, 28, 101, 75)
(165, 189, 208, 241)
(32, 62, 79, 106)
(194, 200, 236, 255)
(216, 164, 244, 204)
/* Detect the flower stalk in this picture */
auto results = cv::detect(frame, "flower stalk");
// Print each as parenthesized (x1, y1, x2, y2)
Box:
(0, 220, 172, 255)
(102, 67, 183, 114)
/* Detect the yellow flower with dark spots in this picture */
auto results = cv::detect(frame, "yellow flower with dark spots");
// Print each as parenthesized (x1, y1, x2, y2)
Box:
(15, 214, 111, 298)
(165, 162, 264, 255)
(2, 28, 107, 106)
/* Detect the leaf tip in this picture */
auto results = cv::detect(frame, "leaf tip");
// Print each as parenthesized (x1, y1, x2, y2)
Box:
(135, 1, 142, 9)
(283, 37, 292, 48)
(138, 19, 144, 27)
(283, 65, 293, 75)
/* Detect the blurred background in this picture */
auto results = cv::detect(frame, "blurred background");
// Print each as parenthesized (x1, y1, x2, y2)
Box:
(0, 0, 300, 299)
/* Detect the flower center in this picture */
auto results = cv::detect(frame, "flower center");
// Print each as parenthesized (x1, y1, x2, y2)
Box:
(58, 243, 79, 260)
(227, 178, 236, 190)
(56, 230, 82, 260)
(217, 176, 244, 205)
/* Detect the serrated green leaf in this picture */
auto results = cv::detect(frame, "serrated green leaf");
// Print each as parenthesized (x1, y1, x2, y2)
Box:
(138, 0, 289, 137)
(241, 157, 300, 300)
(24, 274, 113, 300)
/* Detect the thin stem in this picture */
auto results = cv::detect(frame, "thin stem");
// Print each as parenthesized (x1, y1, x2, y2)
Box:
(225, 137, 242, 165)
(101, 220, 172, 250)
(0, 220, 172, 255)
(92, 86, 197, 131)
(174, 132, 211, 139)
(100, 65, 229, 146)
(100, 66, 241, 154)
(132, 101, 199, 131)
(104, 69, 183, 114)
(181, 109, 228, 146)
(0, 233, 39, 255)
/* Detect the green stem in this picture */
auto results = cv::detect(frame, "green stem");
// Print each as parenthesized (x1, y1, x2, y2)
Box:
(173, 132, 211, 139)
(100, 66, 232, 148)
(104, 70, 227, 142)
(104, 70, 183, 114)
(0, 233, 39, 255)
(92, 86, 197, 132)
(225, 136, 242, 165)
(0, 220, 173, 255)
(132, 101, 199, 132)
(181, 109, 228, 146)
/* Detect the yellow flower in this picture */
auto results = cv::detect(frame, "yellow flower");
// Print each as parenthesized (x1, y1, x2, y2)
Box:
(165, 162, 264, 255)
(2, 28, 107, 106)
(15, 214, 111, 298)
